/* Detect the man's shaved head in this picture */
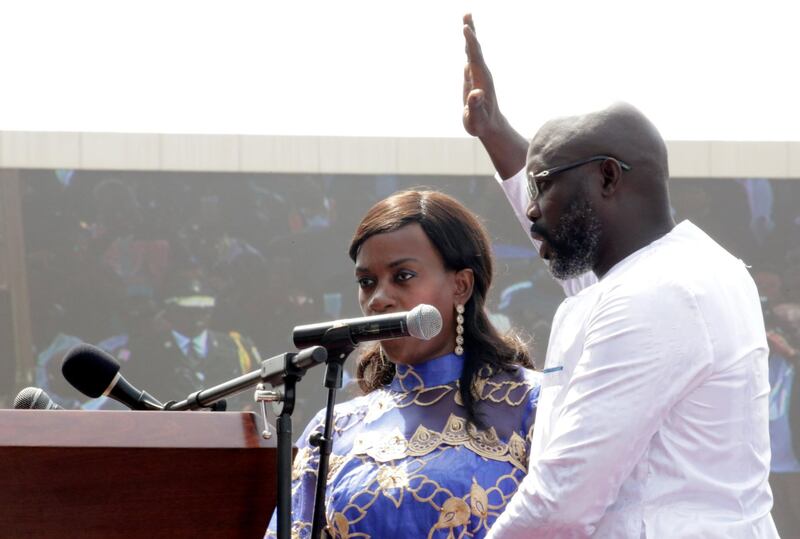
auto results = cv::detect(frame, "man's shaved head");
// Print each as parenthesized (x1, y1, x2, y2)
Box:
(529, 102, 669, 189)
(525, 102, 675, 278)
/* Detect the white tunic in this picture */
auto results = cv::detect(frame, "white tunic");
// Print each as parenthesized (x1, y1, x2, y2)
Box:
(486, 171, 778, 538)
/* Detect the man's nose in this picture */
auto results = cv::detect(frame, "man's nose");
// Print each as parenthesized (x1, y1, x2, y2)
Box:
(526, 197, 541, 222)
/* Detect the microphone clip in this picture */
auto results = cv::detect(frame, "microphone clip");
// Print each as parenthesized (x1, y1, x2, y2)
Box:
(163, 395, 227, 412)
(319, 325, 358, 356)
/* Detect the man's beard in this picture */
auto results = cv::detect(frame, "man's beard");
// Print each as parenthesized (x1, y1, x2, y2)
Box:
(535, 197, 602, 280)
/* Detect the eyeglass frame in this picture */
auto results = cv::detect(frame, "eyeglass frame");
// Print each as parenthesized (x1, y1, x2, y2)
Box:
(526, 155, 632, 201)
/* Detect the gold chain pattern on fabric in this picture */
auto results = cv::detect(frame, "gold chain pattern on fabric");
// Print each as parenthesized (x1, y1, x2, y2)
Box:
(272, 366, 538, 538)
(322, 448, 525, 539)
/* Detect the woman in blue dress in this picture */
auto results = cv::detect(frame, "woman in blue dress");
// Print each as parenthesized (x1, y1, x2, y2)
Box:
(267, 190, 539, 538)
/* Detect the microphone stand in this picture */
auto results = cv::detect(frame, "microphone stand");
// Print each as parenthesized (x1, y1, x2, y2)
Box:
(309, 327, 356, 539)
(164, 347, 325, 411)
(164, 347, 328, 539)
(255, 350, 326, 539)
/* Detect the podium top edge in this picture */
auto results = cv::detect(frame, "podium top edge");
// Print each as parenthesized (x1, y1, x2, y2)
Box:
(0, 410, 275, 449)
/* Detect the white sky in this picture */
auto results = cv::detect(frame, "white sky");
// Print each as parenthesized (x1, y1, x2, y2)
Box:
(1, 0, 799, 140)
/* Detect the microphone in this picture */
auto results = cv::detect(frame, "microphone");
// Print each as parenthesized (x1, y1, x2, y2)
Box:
(61, 344, 164, 411)
(292, 304, 443, 349)
(13, 387, 64, 410)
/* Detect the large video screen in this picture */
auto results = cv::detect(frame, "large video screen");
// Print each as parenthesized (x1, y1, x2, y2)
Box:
(3, 169, 800, 534)
(9, 170, 797, 405)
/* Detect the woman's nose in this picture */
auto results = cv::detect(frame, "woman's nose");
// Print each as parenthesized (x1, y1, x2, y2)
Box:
(367, 285, 395, 314)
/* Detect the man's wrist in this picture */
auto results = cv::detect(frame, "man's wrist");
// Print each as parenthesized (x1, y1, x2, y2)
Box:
(478, 115, 529, 180)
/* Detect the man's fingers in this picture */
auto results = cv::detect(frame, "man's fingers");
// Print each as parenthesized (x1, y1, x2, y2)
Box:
(463, 22, 485, 65)
(462, 13, 494, 137)
(463, 64, 473, 103)
(463, 89, 488, 137)
(463, 13, 476, 36)
(467, 89, 485, 111)
(463, 13, 473, 29)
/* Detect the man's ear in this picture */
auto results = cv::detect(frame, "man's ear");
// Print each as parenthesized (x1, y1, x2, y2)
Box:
(453, 268, 475, 304)
(600, 158, 624, 197)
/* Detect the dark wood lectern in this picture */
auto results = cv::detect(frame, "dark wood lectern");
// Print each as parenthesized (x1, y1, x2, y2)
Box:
(0, 410, 276, 539)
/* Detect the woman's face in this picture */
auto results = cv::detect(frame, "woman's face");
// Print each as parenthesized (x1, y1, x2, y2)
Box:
(354, 223, 471, 365)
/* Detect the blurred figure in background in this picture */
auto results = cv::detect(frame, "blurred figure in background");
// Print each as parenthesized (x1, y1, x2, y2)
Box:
(125, 271, 261, 410)
(765, 298, 800, 536)
(89, 178, 171, 300)
(755, 270, 800, 536)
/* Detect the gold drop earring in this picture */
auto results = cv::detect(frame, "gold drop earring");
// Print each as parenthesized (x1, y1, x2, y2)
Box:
(455, 304, 465, 356)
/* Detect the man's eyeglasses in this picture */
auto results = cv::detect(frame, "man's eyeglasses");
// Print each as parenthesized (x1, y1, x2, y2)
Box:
(526, 155, 632, 201)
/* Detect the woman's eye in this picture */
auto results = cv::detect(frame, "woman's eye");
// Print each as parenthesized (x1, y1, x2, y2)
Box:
(396, 271, 416, 282)
(357, 277, 375, 288)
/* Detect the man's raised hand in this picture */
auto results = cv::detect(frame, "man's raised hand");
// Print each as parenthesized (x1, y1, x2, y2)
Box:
(462, 13, 500, 138)
(462, 13, 529, 180)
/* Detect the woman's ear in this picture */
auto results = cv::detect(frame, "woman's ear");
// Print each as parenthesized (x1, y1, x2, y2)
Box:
(453, 268, 475, 304)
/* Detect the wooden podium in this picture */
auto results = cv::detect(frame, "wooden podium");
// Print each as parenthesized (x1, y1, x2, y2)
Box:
(0, 410, 276, 538)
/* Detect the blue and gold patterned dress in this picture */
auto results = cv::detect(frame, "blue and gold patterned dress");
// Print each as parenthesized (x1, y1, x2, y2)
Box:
(266, 352, 539, 539)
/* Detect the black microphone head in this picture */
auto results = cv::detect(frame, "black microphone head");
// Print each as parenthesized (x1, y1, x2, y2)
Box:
(406, 304, 443, 340)
(62, 343, 121, 398)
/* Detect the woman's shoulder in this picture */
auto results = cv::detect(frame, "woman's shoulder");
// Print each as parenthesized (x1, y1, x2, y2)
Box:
(468, 364, 539, 452)
(476, 364, 540, 398)
(474, 364, 539, 422)
(467, 365, 536, 419)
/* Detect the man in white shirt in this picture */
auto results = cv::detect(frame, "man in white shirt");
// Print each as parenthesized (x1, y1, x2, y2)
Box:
(461, 14, 778, 538)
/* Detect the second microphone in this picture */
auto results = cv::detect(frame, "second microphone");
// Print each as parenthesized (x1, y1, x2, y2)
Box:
(292, 304, 442, 349)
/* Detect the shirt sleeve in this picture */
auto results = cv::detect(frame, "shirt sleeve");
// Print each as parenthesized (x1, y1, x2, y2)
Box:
(496, 169, 597, 297)
(486, 280, 715, 538)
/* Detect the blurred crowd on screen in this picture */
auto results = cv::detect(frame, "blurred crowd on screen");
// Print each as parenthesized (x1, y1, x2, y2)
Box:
(8, 169, 800, 534)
